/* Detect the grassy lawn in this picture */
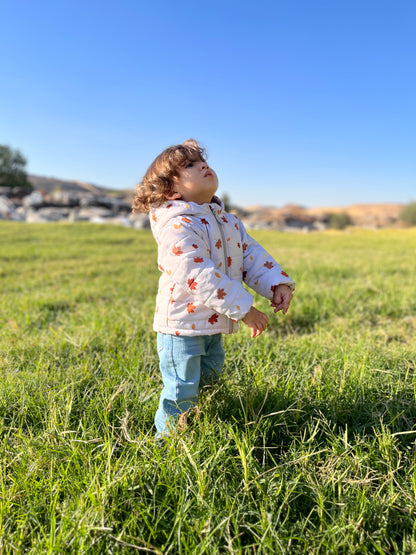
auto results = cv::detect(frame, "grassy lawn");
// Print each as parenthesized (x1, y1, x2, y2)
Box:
(1, 222, 416, 553)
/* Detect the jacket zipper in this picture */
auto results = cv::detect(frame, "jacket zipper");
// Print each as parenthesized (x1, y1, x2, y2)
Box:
(213, 212, 234, 333)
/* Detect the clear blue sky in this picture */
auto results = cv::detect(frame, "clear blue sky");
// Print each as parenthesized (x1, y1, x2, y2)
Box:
(1, 0, 415, 207)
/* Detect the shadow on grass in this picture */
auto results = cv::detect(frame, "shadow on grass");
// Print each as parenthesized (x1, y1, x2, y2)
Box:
(211, 381, 416, 453)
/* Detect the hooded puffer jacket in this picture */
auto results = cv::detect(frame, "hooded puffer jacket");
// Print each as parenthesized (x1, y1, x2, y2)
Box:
(150, 197, 295, 336)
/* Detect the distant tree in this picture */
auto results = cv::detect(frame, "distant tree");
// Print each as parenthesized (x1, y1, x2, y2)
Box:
(221, 193, 232, 212)
(399, 202, 416, 227)
(0, 145, 33, 192)
(328, 211, 352, 230)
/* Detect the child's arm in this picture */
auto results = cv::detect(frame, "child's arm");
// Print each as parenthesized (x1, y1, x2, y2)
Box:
(238, 219, 295, 300)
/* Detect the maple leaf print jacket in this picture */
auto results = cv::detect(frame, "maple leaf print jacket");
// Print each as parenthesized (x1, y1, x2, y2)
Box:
(150, 197, 295, 336)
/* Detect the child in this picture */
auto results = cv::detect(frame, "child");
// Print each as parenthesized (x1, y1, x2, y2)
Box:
(132, 139, 295, 437)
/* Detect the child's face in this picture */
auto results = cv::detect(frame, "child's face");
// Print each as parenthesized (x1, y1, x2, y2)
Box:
(169, 157, 218, 204)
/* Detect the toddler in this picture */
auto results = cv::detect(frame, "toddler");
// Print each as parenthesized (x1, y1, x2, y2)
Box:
(132, 139, 295, 437)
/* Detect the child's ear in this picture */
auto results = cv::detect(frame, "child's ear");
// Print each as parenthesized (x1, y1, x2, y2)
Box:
(165, 192, 182, 200)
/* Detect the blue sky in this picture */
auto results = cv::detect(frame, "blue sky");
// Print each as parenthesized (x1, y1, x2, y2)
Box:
(1, 0, 415, 207)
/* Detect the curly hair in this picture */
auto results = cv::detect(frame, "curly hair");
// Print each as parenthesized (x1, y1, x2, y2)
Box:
(132, 139, 207, 213)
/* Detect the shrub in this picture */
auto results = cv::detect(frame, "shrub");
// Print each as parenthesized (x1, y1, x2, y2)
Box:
(400, 202, 416, 227)
(328, 211, 352, 230)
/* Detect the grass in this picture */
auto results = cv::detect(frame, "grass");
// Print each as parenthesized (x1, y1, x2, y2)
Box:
(1, 222, 416, 553)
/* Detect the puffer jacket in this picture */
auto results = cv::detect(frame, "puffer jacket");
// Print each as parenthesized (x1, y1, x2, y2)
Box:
(150, 197, 295, 336)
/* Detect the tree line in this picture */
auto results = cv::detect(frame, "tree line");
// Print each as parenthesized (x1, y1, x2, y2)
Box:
(0, 145, 33, 193)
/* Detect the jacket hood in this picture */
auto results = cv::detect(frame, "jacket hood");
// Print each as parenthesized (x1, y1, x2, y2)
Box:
(150, 196, 224, 235)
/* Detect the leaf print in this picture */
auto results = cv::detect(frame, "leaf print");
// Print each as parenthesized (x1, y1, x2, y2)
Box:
(172, 245, 183, 256)
(215, 272, 221, 278)
(174, 223, 182, 230)
(187, 303, 196, 313)
(235, 223, 239, 230)
(221, 216, 228, 223)
(175, 331, 180, 336)
(227, 256, 232, 267)
(152, 214, 157, 222)
(182, 217, 191, 223)
(281, 270, 289, 277)
(192, 324, 196, 330)
(242, 243, 248, 252)
(166, 203, 172, 209)
(208, 313, 219, 325)
(188, 278, 197, 290)
(237, 242, 241, 248)
(192, 243, 198, 249)
(194, 257, 204, 263)
(158, 264, 164, 272)
(264, 261, 274, 269)
(217, 288, 227, 300)
(215, 239, 222, 249)
(201, 218, 208, 225)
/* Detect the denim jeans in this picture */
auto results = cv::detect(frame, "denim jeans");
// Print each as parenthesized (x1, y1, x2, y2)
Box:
(155, 333, 225, 436)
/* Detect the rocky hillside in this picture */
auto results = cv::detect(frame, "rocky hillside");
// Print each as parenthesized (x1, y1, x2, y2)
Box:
(0, 174, 406, 230)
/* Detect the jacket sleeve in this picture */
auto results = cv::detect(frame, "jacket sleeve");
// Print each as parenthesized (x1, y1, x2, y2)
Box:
(239, 219, 295, 300)
(158, 218, 253, 321)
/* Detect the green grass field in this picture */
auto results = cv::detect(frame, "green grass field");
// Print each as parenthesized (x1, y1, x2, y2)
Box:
(1, 222, 416, 554)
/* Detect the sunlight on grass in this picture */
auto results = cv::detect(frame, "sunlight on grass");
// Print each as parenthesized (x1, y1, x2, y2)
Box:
(1, 222, 416, 552)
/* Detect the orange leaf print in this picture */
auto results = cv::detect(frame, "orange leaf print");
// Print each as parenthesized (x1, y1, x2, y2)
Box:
(174, 223, 182, 230)
(221, 216, 228, 223)
(187, 303, 196, 313)
(172, 245, 183, 256)
(242, 243, 248, 252)
(152, 214, 157, 222)
(175, 331, 180, 336)
(215, 272, 221, 278)
(215, 239, 222, 249)
(192, 324, 196, 330)
(217, 288, 227, 300)
(194, 257, 204, 263)
(235, 223, 239, 230)
(281, 270, 289, 277)
(208, 313, 219, 325)
(188, 278, 197, 290)
(227, 257, 232, 267)
(182, 217, 191, 223)
(264, 261, 274, 269)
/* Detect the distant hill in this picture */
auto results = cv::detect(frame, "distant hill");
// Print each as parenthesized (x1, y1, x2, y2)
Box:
(26, 174, 405, 228)
(28, 175, 133, 199)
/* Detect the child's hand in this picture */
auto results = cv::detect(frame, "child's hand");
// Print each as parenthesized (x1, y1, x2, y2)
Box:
(271, 284, 293, 315)
(242, 306, 269, 338)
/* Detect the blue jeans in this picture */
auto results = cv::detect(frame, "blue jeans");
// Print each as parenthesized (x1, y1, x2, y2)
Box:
(155, 333, 225, 436)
